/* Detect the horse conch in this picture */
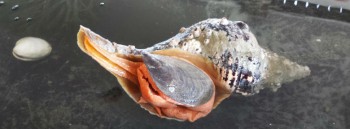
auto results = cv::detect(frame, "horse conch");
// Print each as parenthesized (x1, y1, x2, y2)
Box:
(76, 18, 310, 122)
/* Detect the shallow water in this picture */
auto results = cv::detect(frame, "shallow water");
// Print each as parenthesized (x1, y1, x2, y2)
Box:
(0, 0, 350, 129)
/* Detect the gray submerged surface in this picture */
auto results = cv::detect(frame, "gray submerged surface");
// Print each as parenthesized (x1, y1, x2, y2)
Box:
(0, 0, 349, 129)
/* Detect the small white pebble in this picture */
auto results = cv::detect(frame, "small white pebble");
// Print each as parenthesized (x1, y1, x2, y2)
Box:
(11, 4, 19, 10)
(26, 17, 32, 22)
(14, 16, 20, 21)
(13, 37, 52, 61)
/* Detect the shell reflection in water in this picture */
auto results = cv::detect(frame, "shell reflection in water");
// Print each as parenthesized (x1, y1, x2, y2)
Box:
(76, 18, 311, 122)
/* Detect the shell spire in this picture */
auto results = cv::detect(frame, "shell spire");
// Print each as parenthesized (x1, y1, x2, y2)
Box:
(261, 51, 310, 92)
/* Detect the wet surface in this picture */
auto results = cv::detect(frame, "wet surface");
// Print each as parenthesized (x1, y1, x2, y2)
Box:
(0, 0, 349, 128)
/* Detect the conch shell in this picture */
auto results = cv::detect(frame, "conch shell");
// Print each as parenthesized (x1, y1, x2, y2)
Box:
(77, 18, 310, 122)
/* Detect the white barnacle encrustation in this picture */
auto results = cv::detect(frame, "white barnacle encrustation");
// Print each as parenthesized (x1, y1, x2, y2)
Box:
(220, 17, 229, 25)
(204, 39, 210, 45)
(193, 27, 201, 38)
(205, 29, 212, 38)
(179, 27, 186, 33)
(169, 39, 179, 48)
